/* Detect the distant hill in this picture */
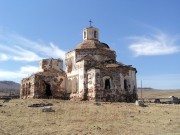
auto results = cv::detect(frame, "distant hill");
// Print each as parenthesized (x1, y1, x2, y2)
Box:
(137, 87, 153, 90)
(0, 81, 20, 95)
(137, 88, 180, 99)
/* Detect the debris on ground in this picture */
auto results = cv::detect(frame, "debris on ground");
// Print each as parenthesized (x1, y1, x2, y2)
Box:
(94, 102, 101, 106)
(153, 96, 180, 104)
(28, 103, 53, 107)
(3, 98, 11, 103)
(42, 106, 55, 112)
(154, 98, 161, 103)
(135, 100, 145, 107)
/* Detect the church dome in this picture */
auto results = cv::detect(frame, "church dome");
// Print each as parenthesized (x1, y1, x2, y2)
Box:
(75, 40, 110, 49)
(75, 22, 111, 50)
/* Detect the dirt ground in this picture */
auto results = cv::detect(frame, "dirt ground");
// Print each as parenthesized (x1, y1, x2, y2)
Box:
(0, 99, 180, 135)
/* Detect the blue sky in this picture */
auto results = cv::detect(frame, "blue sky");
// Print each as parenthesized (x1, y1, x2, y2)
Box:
(0, 0, 180, 89)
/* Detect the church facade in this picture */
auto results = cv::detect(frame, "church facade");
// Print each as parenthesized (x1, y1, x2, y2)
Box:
(20, 25, 137, 102)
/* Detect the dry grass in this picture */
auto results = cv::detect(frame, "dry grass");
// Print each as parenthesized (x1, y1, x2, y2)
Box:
(0, 98, 180, 135)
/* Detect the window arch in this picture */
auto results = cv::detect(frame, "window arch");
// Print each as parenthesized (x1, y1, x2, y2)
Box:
(103, 76, 112, 90)
(105, 79, 110, 89)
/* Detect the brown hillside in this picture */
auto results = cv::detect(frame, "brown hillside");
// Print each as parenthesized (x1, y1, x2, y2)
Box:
(137, 89, 180, 99)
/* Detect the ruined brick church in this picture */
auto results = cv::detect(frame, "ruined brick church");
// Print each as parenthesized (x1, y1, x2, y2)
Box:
(20, 24, 138, 102)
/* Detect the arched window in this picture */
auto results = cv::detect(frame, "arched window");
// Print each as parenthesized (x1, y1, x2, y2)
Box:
(84, 31, 86, 39)
(94, 31, 97, 38)
(103, 76, 112, 90)
(105, 79, 111, 89)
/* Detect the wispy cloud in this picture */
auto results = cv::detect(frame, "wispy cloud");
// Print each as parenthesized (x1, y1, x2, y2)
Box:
(0, 29, 66, 82)
(0, 30, 66, 62)
(0, 45, 42, 62)
(128, 32, 180, 56)
(0, 66, 38, 82)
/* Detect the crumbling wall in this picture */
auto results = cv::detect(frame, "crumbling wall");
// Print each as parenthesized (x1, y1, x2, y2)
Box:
(129, 70, 137, 92)
(76, 49, 116, 62)
(65, 50, 87, 100)
(20, 75, 35, 99)
(65, 51, 75, 74)
(93, 67, 137, 102)
(67, 60, 85, 100)
(39, 58, 63, 72)
(20, 70, 67, 99)
(86, 68, 97, 100)
(34, 72, 67, 98)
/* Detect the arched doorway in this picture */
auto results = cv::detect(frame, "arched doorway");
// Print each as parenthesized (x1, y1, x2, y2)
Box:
(44, 82, 52, 97)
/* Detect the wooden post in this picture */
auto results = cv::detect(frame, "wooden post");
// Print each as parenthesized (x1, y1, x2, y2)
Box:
(141, 80, 142, 99)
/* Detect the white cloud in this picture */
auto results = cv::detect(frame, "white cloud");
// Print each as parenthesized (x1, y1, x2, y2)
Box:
(129, 32, 180, 56)
(0, 66, 38, 82)
(0, 28, 66, 82)
(0, 31, 66, 62)
(0, 53, 9, 61)
(19, 66, 39, 74)
(13, 46, 43, 62)
(0, 45, 42, 62)
(10, 34, 66, 59)
(49, 43, 65, 59)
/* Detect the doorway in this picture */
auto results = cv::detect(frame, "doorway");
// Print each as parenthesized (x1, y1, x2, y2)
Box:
(44, 82, 52, 97)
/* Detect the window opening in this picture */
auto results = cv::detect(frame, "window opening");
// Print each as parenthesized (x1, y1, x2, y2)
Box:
(94, 31, 97, 38)
(124, 80, 128, 90)
(105, 79, 111, 89)
(84, 31, 86, 39)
